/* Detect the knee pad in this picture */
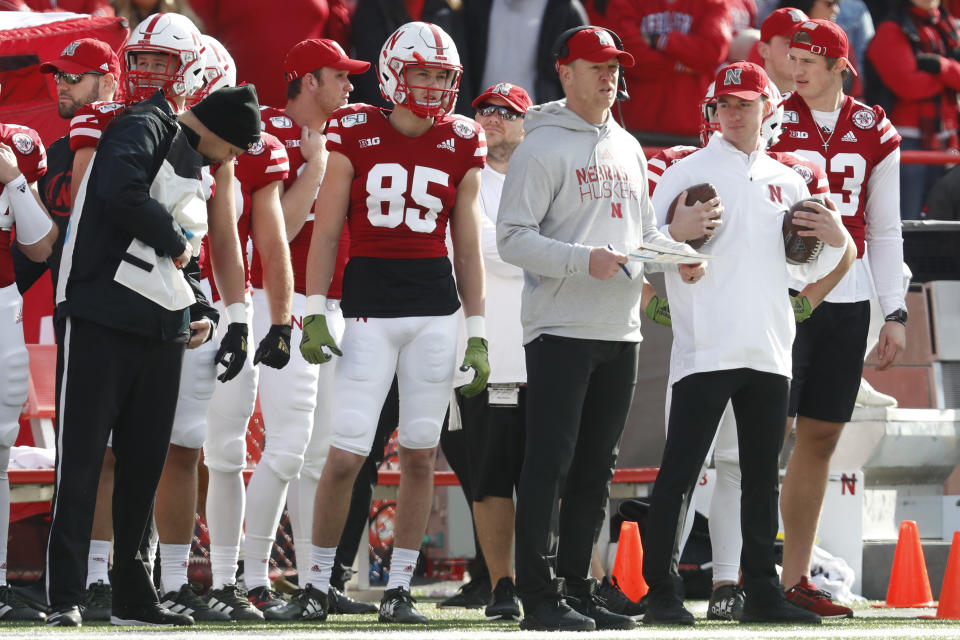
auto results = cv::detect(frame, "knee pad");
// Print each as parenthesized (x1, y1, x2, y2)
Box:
(203, 431, 247, 474)
(330, 408, 377, 457)
(260, 448, 306, 482)
(397, 417, 442, 450)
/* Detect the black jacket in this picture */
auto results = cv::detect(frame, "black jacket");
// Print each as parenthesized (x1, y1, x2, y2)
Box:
(57, 92, 214, 341)
(463, 0, 587, 105)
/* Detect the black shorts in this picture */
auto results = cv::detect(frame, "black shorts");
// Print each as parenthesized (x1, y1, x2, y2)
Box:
(788, 296, 870, 423)
(456, 386, 526, 501)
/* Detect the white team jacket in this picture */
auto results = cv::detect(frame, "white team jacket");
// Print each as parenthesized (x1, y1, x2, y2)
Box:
(652, 134, 846, 385)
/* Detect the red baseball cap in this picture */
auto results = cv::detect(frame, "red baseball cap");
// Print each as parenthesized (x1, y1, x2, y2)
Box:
(283, 39, 370, 82)
(471, 82, 532, 113)
(760, 7, 809, 42)
(790, 19, 858, 76)
(712, 61, 774, 101)
(557, 27, 635, 67)
(40, 38, 119, 77)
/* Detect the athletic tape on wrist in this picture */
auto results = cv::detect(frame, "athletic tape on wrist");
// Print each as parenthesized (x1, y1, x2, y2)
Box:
(6, 174, 53, 245)
(466, 315, 486, 339)
(306, 295, 327, 316)
(225, 302, 248, 325)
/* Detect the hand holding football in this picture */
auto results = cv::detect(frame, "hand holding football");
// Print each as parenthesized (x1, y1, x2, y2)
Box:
(665, 183, 723, 249)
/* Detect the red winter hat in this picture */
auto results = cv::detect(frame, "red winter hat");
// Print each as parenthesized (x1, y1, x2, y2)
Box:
(713, 61, 774, 101)
(790, 19, 858, 77)
(40, 38, 119, 77)
(471, 82, 533, 113)
(284, 39, 370, 82)
(556, 27, 634, 67)
(761, 7, 809, 42)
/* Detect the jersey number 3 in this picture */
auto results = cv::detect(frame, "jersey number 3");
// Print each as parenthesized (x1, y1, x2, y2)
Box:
(366, 163, 449, 233)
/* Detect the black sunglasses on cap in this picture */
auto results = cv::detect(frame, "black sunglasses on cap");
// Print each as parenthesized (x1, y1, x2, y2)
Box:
(476, 103, 524, 120)
(54, 71, 104, 85)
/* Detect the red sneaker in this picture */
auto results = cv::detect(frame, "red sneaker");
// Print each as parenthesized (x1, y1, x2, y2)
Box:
(785, 576, 853, 618)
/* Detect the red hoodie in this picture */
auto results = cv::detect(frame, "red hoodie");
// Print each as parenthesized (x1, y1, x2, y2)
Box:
(608, 0, 731, 136)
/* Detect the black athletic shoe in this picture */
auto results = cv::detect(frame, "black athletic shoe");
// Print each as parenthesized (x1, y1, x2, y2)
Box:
(206, 584, 264, 621)
(741, 588, 822, 625)
(642, 577, 695, 626)
(46, 606, 82, 627)
(287, 584, 329, 621)
(485, 577, 521, 621)
(161, 583, 230, 622)
(111, 602, 194, 626)
(378, 587, 428, 624)
(436, 577, 490, 608)
(0, 584, 46, 622)
(707, 583, 745, 621)
(597, 575, 646, 617)
(519, 598, 595, 631)
(567, 577, 637, 630)
(80, 580, 111, 622)
(328, 586, 377, 614)
(246, 585, 301, 621)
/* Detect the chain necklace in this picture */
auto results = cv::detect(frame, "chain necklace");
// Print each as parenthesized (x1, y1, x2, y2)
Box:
(814, 123, 836, 153)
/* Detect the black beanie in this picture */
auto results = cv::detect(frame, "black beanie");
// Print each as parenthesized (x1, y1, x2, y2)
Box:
(191, 84, 262, 151)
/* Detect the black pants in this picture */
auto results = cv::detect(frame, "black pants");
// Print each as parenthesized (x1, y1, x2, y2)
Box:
(642, 368, 787, 601)
(514, 335, 639, 608)
(46, 317, 185, 608)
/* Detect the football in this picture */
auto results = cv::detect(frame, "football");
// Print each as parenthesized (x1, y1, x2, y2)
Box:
(783, 198, 825, 265)
(665, 183, 721, 249)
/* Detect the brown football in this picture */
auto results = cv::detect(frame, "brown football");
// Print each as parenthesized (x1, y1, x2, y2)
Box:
(665, 183, 721, 250)
(783, 198, 825, 265)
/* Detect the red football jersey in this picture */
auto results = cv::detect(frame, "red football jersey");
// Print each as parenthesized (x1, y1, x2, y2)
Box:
(205, 133, 290, 302)
(769, 150, 829, 196)
(326, 104, 486, 260)
(251, 105, 350, 297)
(1, 123, 47, 288)
(648, 145, 698, 195)
(772, 94, 901, 257)
(69, 100, 127, 151)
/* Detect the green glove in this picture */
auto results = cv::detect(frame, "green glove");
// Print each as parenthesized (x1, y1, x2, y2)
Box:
(791, 295, 813, 323)
(458, 337, 490, 398)
(299, 314, 342, 364)
(645, 295, 671, 327)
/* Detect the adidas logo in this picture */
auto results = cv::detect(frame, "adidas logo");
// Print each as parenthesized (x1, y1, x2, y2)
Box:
(841, 131, 858, 143)
(381, 599, 395, 617)
(437, 138, 456, 152)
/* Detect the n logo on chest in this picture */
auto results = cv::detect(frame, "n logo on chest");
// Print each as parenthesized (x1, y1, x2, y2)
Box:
(768, 184, 783, 205)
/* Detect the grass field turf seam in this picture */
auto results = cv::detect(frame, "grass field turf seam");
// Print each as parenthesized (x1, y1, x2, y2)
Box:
(3, 602, 960, 639)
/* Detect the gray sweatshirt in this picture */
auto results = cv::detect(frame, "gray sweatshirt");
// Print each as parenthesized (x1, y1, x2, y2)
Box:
(497, 100, 689, 345)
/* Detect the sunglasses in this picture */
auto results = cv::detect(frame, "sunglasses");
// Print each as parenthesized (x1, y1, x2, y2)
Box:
(476, 104, 524, 120)
(54, 71, 104, 85)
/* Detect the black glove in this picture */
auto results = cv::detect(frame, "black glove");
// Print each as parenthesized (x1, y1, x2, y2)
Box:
(215, 322, 248, 382)
(254, 324, 292, 369)
(916, 52, 942, 74)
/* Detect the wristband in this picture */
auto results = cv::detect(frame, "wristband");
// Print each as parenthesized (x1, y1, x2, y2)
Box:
(6, 174, 53, 245)
(466, 315, 486, 339)
(306, 295, 327, 316)
(225, 302, 248, 324)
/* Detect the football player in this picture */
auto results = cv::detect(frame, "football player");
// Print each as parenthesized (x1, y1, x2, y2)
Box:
(295, 21, 489, 624)
(202, 38, 370, 620)
(771, 19, 906, 618)
(0, 97, 57, 624)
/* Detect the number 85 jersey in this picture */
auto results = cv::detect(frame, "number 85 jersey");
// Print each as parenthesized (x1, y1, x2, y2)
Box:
(327, 104, 485, 258)
(325, 104, 486, 317)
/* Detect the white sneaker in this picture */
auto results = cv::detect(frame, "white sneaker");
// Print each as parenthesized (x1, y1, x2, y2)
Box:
(856, 378, 897, 407)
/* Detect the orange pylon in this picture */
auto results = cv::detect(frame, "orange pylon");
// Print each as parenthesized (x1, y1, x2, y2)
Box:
(611, 520, 648, 602)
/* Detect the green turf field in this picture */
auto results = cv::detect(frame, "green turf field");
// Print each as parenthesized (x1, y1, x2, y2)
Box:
(4, 600, 960, 639)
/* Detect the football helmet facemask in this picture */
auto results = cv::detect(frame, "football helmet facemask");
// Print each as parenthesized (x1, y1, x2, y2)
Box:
(378, 21, 462, 118)
(121, 12, 205, 104)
